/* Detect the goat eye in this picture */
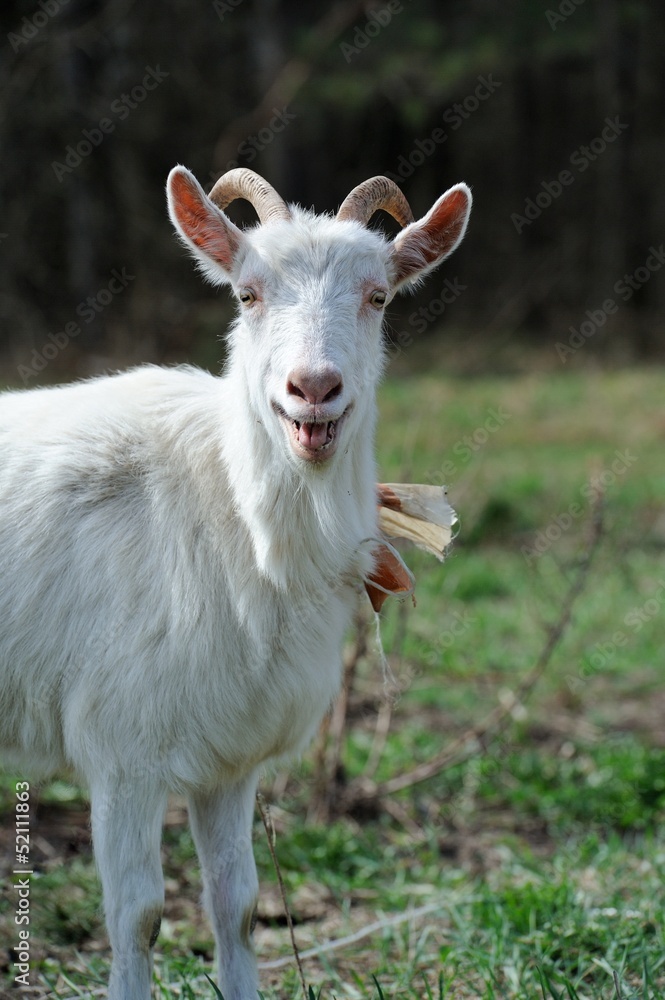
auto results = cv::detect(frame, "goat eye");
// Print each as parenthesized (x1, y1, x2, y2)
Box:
(238, 289, 256, 306)
(369, 290, 387, 309)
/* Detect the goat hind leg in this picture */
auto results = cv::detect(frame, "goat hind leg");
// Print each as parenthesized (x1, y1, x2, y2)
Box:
(188, 773, 260, 1000)
(90, 778, 167, 1000)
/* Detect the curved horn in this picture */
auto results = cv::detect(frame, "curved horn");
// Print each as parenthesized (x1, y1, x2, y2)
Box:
(209, 167, 291, 224)
(337, 176, 415, 228)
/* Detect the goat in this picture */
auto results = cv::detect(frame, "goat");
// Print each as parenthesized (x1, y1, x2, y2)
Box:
(0, 167, 471, 999)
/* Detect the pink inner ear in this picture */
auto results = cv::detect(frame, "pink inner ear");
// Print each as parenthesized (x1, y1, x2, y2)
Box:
(393, 187, 470, 284)
(169, 170, 240, 272)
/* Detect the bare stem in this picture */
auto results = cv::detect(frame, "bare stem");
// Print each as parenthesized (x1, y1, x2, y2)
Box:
(338, 489, 605, 812)
(256, 791, 308, 999)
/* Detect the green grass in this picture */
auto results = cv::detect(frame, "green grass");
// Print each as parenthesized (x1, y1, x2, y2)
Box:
(1, 367, 664, 998)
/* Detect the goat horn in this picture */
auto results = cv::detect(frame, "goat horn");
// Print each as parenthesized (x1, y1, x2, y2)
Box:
(209, 168, 291, 224)
(337, 176, 415, 228)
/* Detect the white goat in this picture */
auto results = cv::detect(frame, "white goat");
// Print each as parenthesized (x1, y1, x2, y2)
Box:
(0, 167, 471, 999)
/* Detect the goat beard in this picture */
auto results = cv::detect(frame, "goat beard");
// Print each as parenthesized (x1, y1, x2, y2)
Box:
(234, 390, 378, 586)
(260, 440, 377, 585)
(294, 468, 372, 555)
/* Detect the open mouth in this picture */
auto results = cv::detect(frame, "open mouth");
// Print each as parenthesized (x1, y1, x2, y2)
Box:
(273, 403, 349, 461)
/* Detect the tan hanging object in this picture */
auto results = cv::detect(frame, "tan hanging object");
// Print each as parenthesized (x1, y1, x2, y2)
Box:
(364, 483, 458, 612)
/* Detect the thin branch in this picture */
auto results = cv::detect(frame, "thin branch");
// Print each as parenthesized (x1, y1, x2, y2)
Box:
(612, 970, 624, 999)
(363, 698, 393, 780)
(337, 489, 605, 812)
(258, 899, 446, 971)
(213, 0, 368, 172)
(256, 791, 308, 999)
(310, 603, 367, 821)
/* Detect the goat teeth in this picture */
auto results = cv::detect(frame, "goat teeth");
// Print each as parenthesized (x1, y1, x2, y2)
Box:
(275, 402, 349, 460)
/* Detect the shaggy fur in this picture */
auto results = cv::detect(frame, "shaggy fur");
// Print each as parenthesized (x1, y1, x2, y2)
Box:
(0, 167, 471, 999)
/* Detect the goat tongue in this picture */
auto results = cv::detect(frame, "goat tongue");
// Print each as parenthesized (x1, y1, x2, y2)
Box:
(298, 421, 329, 450)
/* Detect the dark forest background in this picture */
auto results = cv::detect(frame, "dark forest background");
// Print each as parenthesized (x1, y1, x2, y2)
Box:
(0, 0, 663, 384)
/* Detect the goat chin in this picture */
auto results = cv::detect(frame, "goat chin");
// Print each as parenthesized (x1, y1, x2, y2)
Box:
(0, 165, 472, 1000)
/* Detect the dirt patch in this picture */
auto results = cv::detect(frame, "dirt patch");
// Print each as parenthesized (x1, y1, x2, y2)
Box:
(0, 800, 90, 881)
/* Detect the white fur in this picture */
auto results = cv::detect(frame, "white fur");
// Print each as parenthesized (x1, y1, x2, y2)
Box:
(0, 169, 471, 1000)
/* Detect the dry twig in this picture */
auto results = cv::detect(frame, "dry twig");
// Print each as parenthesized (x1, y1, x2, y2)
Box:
(213, 0, 368, 173)
(334, 489, 605, 815)
(310, 604, 368, 821)
(613, 970, 624, 999)
(256, 792, 308, 1000)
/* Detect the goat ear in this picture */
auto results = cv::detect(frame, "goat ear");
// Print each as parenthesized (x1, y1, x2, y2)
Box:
(391, 183, 472, 290)
(167, 166, 244, 284)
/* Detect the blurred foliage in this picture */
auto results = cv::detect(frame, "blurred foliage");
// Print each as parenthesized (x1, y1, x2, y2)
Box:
(1, 0, 664, 384)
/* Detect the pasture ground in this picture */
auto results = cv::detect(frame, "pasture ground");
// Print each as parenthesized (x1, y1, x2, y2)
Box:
(1, 365, 664, 998)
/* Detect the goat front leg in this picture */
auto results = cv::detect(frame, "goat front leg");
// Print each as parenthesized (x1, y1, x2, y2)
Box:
(188, 773, 260, 1000)
(90, 776, 167, 1000)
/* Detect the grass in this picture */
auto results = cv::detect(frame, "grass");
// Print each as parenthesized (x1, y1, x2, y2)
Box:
(1, 366, 664, 997)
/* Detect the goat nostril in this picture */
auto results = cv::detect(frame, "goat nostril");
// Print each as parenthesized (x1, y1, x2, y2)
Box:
(286, 380, 307, 401)
(286, 370, 343, 406)
(322, 381, 342, 403)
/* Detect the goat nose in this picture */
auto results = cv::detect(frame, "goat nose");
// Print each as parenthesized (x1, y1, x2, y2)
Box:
(286, 368, 343, 406)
